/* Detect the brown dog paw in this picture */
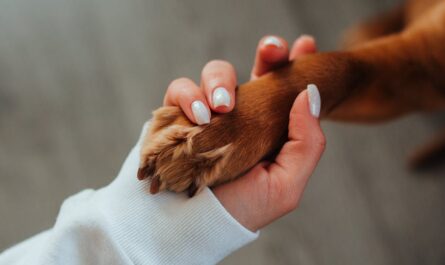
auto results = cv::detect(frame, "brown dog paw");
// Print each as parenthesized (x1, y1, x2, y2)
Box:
(138, 106, 234, 196)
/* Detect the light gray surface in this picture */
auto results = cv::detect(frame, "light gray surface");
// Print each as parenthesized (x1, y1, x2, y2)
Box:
(1, 0, 445, 264)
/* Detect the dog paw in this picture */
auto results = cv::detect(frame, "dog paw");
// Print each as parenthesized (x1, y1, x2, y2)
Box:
(138, 106, 233, 196)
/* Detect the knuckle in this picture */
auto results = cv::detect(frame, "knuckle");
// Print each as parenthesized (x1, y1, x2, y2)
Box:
(168, 77, 192, 89)
(165, 78, 198, 105)
(203, 60, 235, 77)
(312, 131, 327, 152)
(202, 75, 236, 91)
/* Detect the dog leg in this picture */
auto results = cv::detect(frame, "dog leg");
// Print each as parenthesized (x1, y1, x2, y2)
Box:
(139, 5, 445, 194)
(342, 4, 406, 49)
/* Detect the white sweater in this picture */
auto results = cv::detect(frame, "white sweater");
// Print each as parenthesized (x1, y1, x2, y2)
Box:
(0, 124, 258, 265)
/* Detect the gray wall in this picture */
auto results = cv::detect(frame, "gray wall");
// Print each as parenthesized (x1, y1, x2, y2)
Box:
(1, 0, 445, 264)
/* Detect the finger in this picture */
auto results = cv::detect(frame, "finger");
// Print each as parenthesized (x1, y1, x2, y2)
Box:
(163, 78, 211, 125)
(289, 35, 317, 61)
(201, 60, 237, 112)
(267, 84, 325, 205)
(251, 35, 289, 80)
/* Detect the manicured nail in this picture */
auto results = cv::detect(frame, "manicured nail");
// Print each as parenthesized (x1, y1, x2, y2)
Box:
(191, 100, 210, 125)
(307, 84, 321, 118)
(212, 87, 231, 108)
(263, 36, 283, 48)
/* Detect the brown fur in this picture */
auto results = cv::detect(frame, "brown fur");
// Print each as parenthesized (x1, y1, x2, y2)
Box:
(138, 0, 445, 196)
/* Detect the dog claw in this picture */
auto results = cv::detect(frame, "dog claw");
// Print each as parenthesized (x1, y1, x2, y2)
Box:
(137, 165, 155, 180)
(187, 182, 199, 197)
(150, 175, 161, 194)
(137, 167, 147, 180)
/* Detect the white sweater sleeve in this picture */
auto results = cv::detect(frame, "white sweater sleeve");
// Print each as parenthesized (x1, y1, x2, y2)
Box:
(0, 123, 258, 265)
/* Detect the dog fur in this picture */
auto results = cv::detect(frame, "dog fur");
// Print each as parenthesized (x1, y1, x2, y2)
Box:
(138, 0, 445, 196)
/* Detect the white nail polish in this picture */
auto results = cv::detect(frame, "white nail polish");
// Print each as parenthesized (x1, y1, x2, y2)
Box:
(212, 87, 231, 108)
(307, 84, 321, 118)
(263, 36, 283, 48)
(191, 100, 210, 125)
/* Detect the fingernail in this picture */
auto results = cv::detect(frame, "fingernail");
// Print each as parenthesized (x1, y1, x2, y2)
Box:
(263, 36, 283, 48)
(212, 87, 231, 108)
(191, 100, 211, 125)
(307, 84, 321, 118)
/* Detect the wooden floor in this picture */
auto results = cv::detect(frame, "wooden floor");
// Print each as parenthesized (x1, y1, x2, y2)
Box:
(1, 0, 445, 264)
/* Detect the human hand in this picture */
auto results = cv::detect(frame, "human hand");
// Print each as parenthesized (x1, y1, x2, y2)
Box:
(163, 35, 325, 231)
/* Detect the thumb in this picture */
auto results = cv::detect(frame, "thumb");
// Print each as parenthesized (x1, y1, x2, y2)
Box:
(213, 85, 325, 231)
(267, 84, 325, 197)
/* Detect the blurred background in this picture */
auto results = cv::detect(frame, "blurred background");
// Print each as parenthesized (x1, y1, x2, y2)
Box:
(1, 0, 445, 264)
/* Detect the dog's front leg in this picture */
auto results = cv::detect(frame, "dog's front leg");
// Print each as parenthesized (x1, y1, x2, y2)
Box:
(139, 17, 445, 194)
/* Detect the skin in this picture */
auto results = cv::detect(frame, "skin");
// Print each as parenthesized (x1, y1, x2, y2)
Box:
(163, 35, 325, 231)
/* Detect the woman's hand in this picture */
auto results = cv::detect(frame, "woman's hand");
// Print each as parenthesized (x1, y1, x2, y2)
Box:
(163, 35, 317, 125)
(163, 35, 325, 231)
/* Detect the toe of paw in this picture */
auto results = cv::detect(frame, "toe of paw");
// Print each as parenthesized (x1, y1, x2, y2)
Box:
(137, 163, 154, 180)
